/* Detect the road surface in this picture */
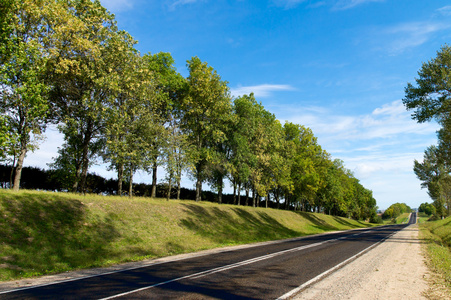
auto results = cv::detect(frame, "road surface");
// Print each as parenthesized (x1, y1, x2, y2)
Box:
(1, 213, 416, 299)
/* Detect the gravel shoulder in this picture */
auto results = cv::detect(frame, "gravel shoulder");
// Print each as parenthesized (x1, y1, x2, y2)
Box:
(294, 224, 430, 300)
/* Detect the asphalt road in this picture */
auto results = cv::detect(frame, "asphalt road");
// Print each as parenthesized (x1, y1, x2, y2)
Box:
(1, 214, 416, 300)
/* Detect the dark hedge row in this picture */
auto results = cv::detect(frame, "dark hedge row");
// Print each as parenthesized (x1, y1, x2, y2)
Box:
(0, 165, 265, 206)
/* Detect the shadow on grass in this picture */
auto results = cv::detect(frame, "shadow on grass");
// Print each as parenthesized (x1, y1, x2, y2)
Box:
(179, 204, 301, 245)
(296, 212, 338, 231)
(0, 192, 120, 280)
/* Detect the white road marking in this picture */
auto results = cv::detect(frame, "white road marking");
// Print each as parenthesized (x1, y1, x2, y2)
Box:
(99, 237, 345, 299)
(276, 229, 398, 300)
(100, 230, 378, 299)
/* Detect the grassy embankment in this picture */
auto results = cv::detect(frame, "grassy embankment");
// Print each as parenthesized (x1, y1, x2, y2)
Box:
(382, 212, 411, 225)
(0, 189, 375, 281)
(417, 212, 430, 224)
(420, 216, 451, 296)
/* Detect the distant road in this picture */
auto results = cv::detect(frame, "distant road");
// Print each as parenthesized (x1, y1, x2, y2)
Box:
(1, 216, 415, 299)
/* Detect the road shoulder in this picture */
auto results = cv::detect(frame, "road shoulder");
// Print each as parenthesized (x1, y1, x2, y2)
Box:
(295, 224, 429, 299)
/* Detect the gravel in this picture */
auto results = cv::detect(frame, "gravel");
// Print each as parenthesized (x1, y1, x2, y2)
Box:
(294, 224, 430, 300)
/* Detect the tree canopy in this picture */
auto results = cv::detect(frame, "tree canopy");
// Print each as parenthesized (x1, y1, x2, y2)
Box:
(404, 45, 451, 218)
(0, 0, 378, 221)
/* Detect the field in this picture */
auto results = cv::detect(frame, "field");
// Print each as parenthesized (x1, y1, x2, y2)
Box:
(0, 190, 374, 281)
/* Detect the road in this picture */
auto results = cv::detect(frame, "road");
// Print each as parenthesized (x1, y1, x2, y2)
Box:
(1, 213, 416, 299)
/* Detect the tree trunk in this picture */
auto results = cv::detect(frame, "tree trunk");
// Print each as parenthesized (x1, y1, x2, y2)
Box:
(9, 153, 16, 189)
(151, 159, 157, 198)
(166, 176, 172, 201)
(245, 183, 249, 206)
(176, 177, 181, 200)
(237, 182, 241, 206)
(252, 186, 256, 207)
(80, 123, 93, 194)
(117, 163, 124, 196)
(72, 163, 82, 193)
(266, 192, 270, 208)
(195, 164, 202, 201)
(233, 179, 237, 205)
(12, 147, 26, 191)
(218, 176, 223, 204)
(195, 176, 202, 201)
(129, 168, 133, 198)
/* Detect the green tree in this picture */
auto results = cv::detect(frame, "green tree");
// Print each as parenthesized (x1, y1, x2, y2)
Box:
(182, 57, 232, 201)
(0, 0, 57, 190)
(103, 50, 155, 197)
(403, 45, 451, 124)
(414, 146, 450, 218)
(419, 202, 436, 216)
(229, 94, 260, 206)
(48, 0, 132, 193)
(403, 45, 451, 217)
(141, 52, 186, 198)
(284, 123, 325, 211)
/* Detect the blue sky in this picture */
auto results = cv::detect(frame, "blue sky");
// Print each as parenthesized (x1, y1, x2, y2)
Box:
(27, 0, 451, 209)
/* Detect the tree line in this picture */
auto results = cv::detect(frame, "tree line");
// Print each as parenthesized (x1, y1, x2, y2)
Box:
(381, 202, 411, 220)
(403, 45, 451, 219)
(0, 0, 378, 220)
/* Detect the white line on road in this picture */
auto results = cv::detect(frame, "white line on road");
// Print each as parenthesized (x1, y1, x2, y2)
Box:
(276, 229, 397, 300)
(99, 234, 355, 300)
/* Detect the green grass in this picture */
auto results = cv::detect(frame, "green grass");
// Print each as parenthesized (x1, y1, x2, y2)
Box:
(394, 212, 411, 224)
(420, 217, 451, 294)
(0, 189, 375, 281)
(381, 212, 411, 225)
(417, 212, 431, 224)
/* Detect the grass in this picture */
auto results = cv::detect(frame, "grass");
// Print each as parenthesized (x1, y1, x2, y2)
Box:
(381, 212, 411, 225)
(419, 216, 451, 297)
(0, 189, 375, 281)
(417, 212, 431, 224)
(394, 213, 411, 224)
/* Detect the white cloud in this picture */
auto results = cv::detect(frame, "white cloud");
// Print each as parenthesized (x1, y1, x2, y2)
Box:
(279, 100, 437, 209)
(382, 22, 451, 54)
(333, 0, 385, 10)
(169, 0, 205, 10)
(231, 84, 296, 98)
(372, 100, 406, 116)
(272, 0, 307, 9)
(280, 99, 439, 176)
(100, 0, 134, 12)
(286, 100, 437, 141)
(437, 6, 451, 16)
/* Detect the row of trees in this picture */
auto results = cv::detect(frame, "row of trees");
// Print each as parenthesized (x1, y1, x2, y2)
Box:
(403, 45, 451, 219)
(382, 202, 411, 220)
(418, 202, 436, 216)
(0, 0, 378, 220)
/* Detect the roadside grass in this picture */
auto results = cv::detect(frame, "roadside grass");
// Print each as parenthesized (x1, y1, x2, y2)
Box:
(381, 212, 411, 225)
(0, 189, 375, 281)
(394, 213, 410, 224)
(419, 217, 451, 297)
(418, 212, 431, 224)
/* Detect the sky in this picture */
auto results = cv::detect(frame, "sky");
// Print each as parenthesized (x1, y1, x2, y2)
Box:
(26, 0, 451, 209)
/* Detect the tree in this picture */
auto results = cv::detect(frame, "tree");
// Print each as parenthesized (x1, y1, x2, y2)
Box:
(403, 45, 451, 217)
(284, 123, 325, 211)
(181, 57, 232, 201)
(48, 0, 133, 193)
(103, 50, 156, 197)
(403, 45, 451, 124)
(0, 0, 57, 190)
(141, 52, 186, 198)
(414, 146, 450, 218)
(419, 202, 436, 216)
